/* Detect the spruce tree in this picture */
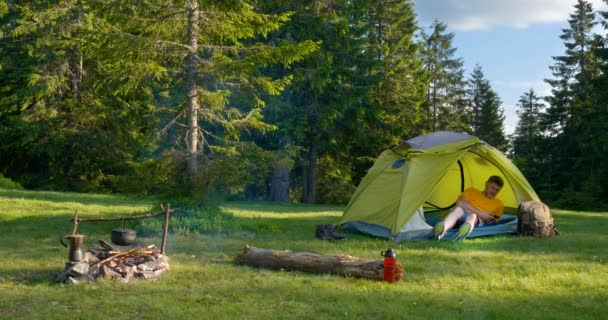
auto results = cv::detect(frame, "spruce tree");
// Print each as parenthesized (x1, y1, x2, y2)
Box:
(543, 0, 602, 206)
(254, 0, 428, 203)
(545, 0, 597, 130)
(466, 65, 507, 150)
(253, 0, 352, 203)
(421, 20, 468, 132)
(512, 89, 544, 187)
(0, 0, 151, 190)
(79, 1, 317, 184)
(335, 0, 428, 198)
(0, 1, 317, 192)
(586, 0, 608, 203)
(367, 0, 428, 143)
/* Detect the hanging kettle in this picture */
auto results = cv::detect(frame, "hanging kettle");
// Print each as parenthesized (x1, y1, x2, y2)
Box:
(111, 219, 137, 246)
(111, 228, 136, 246)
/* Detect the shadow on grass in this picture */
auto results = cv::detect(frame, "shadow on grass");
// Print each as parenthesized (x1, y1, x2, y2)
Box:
(233, 215, 338, 239)
(0, 267, 60, 285)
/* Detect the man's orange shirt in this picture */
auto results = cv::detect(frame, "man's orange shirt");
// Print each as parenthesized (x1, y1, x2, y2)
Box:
(462, 187, 504, 220)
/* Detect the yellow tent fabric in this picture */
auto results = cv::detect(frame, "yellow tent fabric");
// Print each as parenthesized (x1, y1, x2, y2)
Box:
(339, 131, 539, 237)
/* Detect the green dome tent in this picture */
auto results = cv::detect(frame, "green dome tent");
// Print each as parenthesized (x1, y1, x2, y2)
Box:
(338, 131, 539, 242)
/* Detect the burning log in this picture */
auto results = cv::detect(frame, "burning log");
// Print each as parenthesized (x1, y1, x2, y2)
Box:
(98, 240, 119, 251)
(56, 243, 170, 284)
(234, 245, 403, 281)
(93, 244, 157, 266)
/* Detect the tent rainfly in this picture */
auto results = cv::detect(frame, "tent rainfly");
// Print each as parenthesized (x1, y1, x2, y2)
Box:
(338, 131, 540, 242)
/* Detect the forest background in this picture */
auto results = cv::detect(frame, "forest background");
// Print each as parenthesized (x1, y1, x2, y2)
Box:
(1, 0, 607, 210)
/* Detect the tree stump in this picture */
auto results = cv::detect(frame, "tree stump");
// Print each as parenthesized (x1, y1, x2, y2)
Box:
(234, 245, 403, 281)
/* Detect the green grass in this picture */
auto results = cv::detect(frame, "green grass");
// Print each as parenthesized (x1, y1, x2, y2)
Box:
(0, 188, 607, 319)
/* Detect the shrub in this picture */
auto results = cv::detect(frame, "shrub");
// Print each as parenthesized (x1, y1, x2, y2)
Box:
(108, 155, 188, 196)
(0, 174, 24, 189)
(135, 201, 240, 236)
(316, 156, 355, 205)
(240, 215, 283, 233)
(193, 142, 277, 199)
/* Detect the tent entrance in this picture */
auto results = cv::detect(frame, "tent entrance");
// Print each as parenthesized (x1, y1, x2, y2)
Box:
(425, 160, 465, 210)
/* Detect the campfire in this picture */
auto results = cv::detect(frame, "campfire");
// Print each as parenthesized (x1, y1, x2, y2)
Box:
(56, 204, 177, 284)
(56, 241, 170, 284)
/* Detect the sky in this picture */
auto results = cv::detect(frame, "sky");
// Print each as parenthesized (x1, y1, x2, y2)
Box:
(412, 0, 607, 135)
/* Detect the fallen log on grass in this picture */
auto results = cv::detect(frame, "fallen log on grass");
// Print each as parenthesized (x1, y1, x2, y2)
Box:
(234, 245, 403, 281)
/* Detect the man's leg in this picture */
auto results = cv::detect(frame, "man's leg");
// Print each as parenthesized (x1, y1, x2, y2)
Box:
(463, 213, 478, 232)
(454, 213, 479, 242)
(443, 206, 466, 231)
(434, 206, 466, 240)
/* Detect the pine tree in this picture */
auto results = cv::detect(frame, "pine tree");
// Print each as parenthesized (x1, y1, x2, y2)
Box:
(421, 20, 468, 132)
(77, 1, 318, 183)
(0, 0, 151, 190)
(466, 65, 507, 150)
(252, 0, 353, 203)
(545, 0, 597, 131)
(542, 0, 602, 206)
(513, 89, 544, 157)
(0, 1, 317, 192)
(511, 89, 544, 187)
(327, 0, 428, 200)
(585, 0, 608, 203)
(366, 0, 428, 144)
(253, 0, 428, 203)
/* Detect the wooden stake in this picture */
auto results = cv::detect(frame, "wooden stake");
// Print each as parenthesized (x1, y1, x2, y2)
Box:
(71, 209, 79, 234)
(70, 208, 178, 223)
(67, 204, 177, 256)
(160, 203, 171, 254)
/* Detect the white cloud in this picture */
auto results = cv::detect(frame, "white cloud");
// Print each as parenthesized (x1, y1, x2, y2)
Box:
(504, 124, 516, 135)
(494, 80, 552, 97)
(414, 0, 607, 30)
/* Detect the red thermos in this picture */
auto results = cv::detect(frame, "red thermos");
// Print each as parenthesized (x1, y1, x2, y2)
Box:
(381, 248, 396, 283)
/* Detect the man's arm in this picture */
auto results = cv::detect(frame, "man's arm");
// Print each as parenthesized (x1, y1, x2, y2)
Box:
(456, 196, 497, 223)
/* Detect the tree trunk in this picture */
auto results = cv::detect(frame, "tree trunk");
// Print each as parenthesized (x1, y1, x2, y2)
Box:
(270, 161, 291, 202)
(303, 142, 317, 203)
(432, 77, 437, 131)
(234, 245, 403, 281)
(186, 0, 200, 177)
(70, 2, 84, 93)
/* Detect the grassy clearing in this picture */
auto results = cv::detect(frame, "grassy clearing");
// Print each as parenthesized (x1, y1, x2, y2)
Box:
(0, 188, 607, 319)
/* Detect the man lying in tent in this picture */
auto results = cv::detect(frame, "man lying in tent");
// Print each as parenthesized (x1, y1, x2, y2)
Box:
(434, 175, 504, 242)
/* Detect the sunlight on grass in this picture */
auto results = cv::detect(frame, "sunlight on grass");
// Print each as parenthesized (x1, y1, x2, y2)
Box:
(225, 209, 343, 219)
(0, 188, 152, 221)
(221, 202, 344, 219)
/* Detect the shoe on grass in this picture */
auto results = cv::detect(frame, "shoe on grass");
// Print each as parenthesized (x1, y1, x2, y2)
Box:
(434, 221, 446, 240)
(454, 223, 472, 242)
(327, 225, 347, 240)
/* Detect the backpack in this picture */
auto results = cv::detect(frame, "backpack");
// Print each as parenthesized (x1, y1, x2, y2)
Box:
(517, 201, 559, 238)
